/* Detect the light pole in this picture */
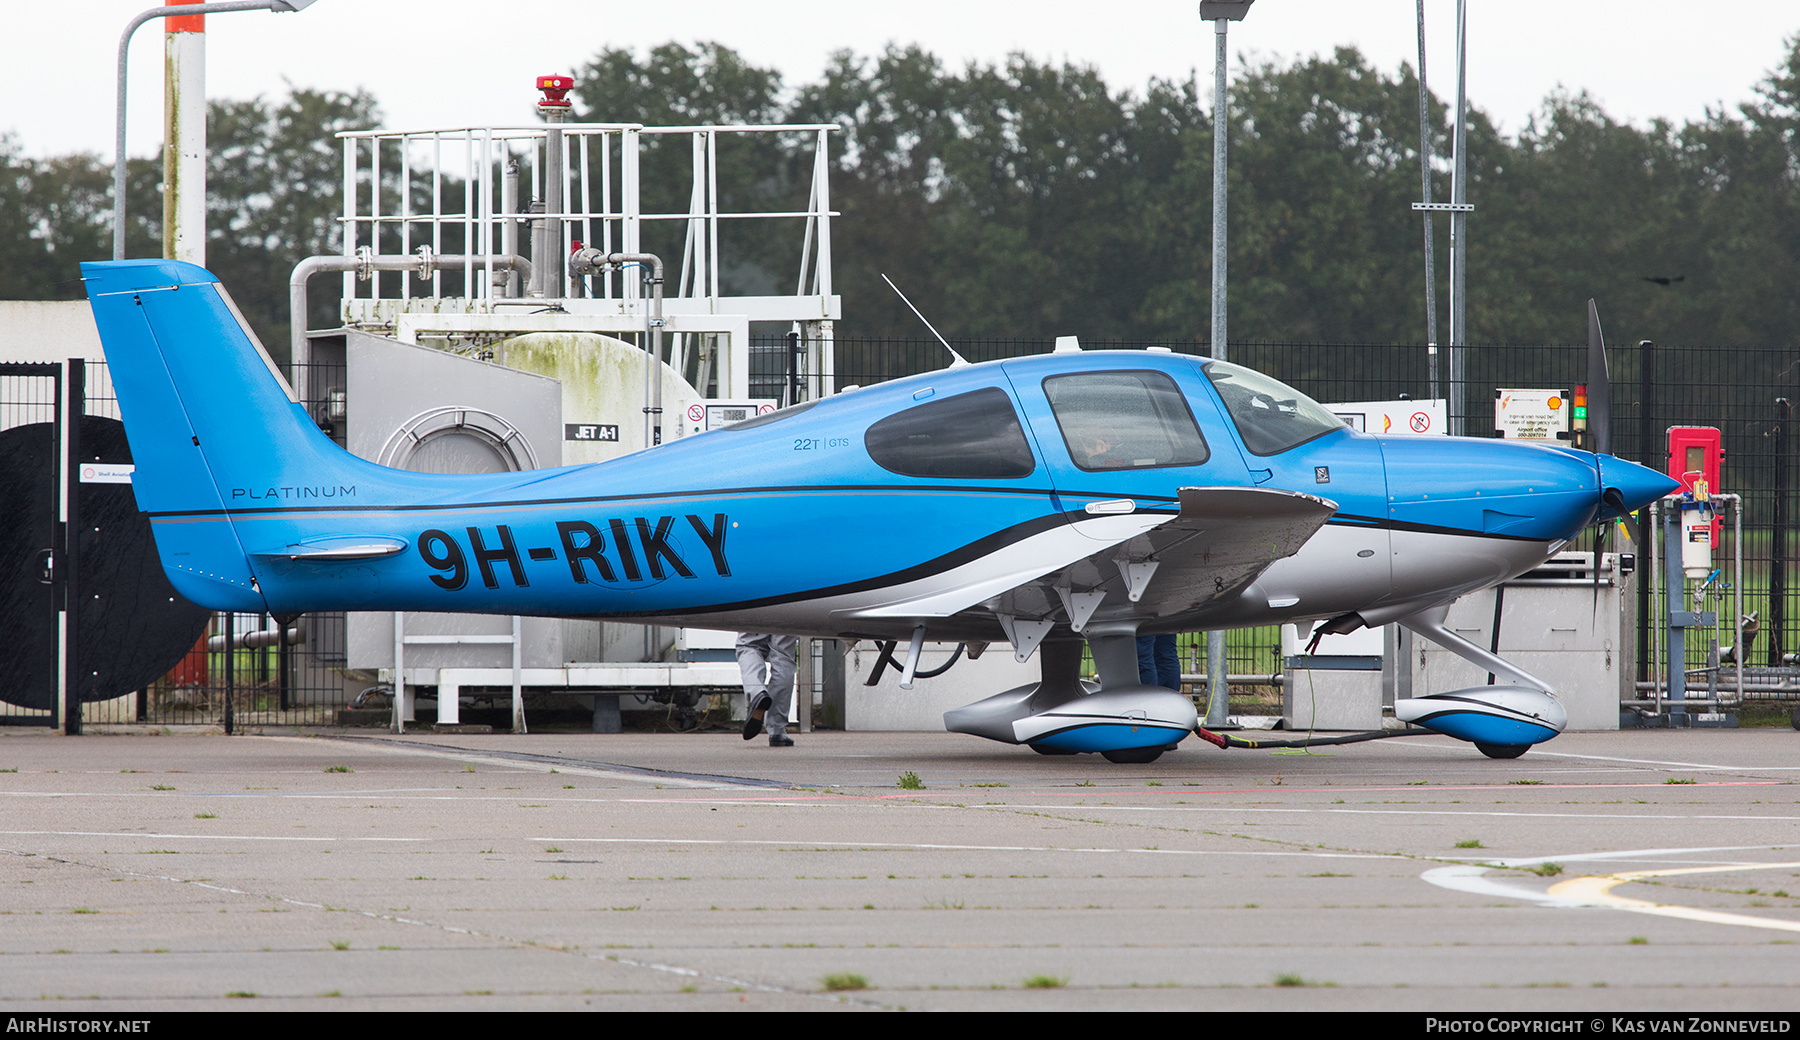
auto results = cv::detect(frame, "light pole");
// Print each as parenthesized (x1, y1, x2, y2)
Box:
(1409, 2, 1473, 424)
(113, 0, 319, 261)
(1199, 0, 1252, 728)
(1413, 0, 1439, 402)
(1447, 0, 1471, 436)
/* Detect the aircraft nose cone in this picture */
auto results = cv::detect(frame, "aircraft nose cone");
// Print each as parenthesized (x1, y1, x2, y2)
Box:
(1597, 455, 1681, 515)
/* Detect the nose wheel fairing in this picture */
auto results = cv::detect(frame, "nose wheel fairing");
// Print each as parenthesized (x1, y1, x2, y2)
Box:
(1393, 686, 1567, 747)
(1395, 604, 1569, 751)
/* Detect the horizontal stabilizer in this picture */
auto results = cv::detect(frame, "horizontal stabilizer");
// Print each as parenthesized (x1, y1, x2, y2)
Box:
(250, 537, 411, 562)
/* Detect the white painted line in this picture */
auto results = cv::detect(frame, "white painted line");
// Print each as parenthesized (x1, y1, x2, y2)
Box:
(1386, 739, 1800, 772)
(1548, 863, 1800, 934)
(995, 803, 1800, 823)
(540, 836, 1404, 859)
(248, 734, 756, 788)
(0, 830, 422, 842)
(1423, 845, 1800, 935)
(1422, 864, 1592, 906)
(1523, 749, 1800, 772)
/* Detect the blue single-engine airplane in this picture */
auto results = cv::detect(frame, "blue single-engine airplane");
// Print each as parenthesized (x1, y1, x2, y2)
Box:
(82, 259, 1677, 762)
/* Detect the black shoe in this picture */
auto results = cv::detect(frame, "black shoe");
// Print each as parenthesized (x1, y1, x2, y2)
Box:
(742, 695, 771, 740)
(769, 733, 794, 747)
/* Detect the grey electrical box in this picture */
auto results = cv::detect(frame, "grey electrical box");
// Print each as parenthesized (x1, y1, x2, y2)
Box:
(341, 331, 569, 675)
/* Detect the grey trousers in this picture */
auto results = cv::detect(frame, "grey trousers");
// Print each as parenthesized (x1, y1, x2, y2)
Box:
(736, 633, 797, 736)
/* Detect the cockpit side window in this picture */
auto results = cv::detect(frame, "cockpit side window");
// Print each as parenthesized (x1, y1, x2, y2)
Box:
(864, 387, 1036, 479)
(1203, 360, 1346, 456)
(1042, 370, 1209, 471)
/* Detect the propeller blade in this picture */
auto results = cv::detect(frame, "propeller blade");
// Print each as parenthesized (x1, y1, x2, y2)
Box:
(1591, 511, 1606, 620)
(1586, 299, 1612, 456)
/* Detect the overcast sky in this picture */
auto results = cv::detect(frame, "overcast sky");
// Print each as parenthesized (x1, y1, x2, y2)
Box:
(5, 1, 1798, 159)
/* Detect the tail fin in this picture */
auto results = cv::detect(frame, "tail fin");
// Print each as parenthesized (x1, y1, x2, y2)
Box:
(82, 260, 370, 610)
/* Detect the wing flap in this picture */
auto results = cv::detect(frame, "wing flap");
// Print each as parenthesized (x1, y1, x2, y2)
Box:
(976, 486, 1337, 633)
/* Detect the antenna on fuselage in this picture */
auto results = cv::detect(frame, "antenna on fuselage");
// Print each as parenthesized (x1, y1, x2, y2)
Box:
(881, 274, 970, 368)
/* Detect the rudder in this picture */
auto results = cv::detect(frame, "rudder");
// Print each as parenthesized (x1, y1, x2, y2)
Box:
(83, 260, 362, 611)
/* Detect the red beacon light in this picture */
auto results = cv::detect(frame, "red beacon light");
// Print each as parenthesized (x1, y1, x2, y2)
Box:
(536, 74, 574, 109)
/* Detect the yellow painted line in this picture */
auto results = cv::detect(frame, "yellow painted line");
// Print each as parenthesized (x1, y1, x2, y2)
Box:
(1548, 861, 1800, 933)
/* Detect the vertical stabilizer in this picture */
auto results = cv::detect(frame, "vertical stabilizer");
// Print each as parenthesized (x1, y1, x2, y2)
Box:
(83, 260, 338, 610)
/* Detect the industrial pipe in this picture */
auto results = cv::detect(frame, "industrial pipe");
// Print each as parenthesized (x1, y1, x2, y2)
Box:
(207, 621, 304, 652)
(569, 249, 665, 447)
(288, 250, 531, 407)
(113, 1, 317, 260)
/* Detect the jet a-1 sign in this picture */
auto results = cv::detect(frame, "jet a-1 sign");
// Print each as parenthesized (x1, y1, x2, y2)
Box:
(81, 260, 1677, 762)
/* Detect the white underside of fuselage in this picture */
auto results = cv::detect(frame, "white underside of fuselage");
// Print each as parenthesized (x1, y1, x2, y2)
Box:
(1235, 524, 1559, 628)
(641, 511, 1166, 637)
(628, 511, 1561, 646)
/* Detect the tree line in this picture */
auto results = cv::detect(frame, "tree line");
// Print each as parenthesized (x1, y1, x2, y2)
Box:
(3, 38, 1797, 363)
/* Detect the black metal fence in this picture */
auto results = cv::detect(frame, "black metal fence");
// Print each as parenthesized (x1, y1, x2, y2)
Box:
(756, 334, 1800, 683)
(0, 358, 367, 729)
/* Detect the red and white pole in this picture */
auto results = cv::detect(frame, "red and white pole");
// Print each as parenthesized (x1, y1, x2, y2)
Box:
(163, 0, 205, 265)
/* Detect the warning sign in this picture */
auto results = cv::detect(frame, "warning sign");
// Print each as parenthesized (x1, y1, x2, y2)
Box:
(1495, 388, 1570, 443)
(1327, 398, 1446, 437)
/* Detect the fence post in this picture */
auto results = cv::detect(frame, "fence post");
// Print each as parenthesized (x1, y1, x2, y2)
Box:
(786, 330, 801, 407)
(1636, 340, 1655, 683)
(1772, 397, 1791, 665)
(224, 611, 235, 736)
(62, 359, 83, 736)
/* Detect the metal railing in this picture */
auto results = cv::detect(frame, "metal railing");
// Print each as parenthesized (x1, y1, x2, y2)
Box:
(334, 122, 838, 318)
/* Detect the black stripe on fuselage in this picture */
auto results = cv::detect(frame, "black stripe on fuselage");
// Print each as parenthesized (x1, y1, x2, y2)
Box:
(152, 486, 1546, 547)
(1328, 512, 1557, 543)
(147, 482, 1079, 520)
(578, 509, 1098, 618)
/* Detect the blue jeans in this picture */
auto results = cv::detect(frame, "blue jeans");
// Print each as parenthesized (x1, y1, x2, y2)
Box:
(1136, 634, 1181, 691)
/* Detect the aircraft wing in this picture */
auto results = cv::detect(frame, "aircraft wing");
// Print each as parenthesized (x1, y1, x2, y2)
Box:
(844, 486, 1336, 647)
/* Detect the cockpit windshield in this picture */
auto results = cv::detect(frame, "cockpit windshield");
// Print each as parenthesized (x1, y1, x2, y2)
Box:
(1203, 360, 1346, 456)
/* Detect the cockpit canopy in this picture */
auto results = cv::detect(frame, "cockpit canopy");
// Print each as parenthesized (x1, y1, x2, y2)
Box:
(1203, 360, 1347, 456)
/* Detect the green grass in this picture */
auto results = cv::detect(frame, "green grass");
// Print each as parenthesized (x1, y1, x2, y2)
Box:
(897, 771, 923, 790)
(1023, 974, 1068, 989)
(324, 765, 353, 774)
(1456, 839, 1484, 848)
(822, 973, 868, 991)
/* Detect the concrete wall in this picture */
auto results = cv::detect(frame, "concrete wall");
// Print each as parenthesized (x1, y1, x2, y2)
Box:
(0, 301, 104, 363)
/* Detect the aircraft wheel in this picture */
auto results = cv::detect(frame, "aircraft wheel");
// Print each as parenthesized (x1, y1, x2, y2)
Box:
(1475, 742, 1529, 760)
(1101, 747, 1164, 764)
(1030, 744, 1078, 756)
